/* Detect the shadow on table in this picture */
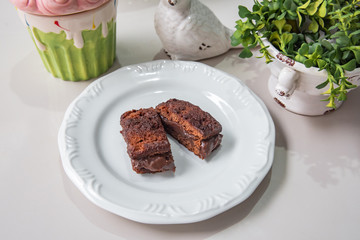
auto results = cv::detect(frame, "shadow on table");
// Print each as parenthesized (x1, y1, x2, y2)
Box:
(152, 48, 244, 69)
(264, 82, 360, 188)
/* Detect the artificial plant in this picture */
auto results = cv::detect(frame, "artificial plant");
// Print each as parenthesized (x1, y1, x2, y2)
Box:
(231, 0, 360, 108)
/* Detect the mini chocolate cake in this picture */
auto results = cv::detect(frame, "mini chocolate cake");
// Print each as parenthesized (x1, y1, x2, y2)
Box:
(120, 108, 175, 173)
(156, 99, 222, 159)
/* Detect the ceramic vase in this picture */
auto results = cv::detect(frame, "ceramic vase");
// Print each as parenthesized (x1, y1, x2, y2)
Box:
(264, 40, 360, 116)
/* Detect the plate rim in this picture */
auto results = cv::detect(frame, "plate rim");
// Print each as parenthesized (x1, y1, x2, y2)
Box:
(58, 60, 275, 224)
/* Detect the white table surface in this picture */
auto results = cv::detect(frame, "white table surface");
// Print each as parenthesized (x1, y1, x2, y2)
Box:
(1, 1, 360, 239)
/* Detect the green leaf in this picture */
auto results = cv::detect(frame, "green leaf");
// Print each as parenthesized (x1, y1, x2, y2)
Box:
(287, 33, 298, 52)
(317, 59, 327, 69)
(336, 36, 350, 46)
(269, 1, 280, 11)
(239, 47, 253, 58)
(273, 19, 286, 33)
(231, 35, 242, 46)
(242, 35, 256, 47)
(252, 4, 260, 12)
(317, 1, 327, 18)
(349, 29, 360, 38)
(308, 20, 319, 33)
(287, 10, 298, 18)
(352, 34, 360, 45)
(298, 43, 309, 55)
(272, 41, 281, 49)
(296, 10, 303, 26)
(314, 44, 323, 56)
(281, 32, 293, 45)
(256, 23, 265, 30)
(352, 49, 360, 64)
(258, 44, 274, 64)
(232, 28, 242, 38)
(238, 6, 251, 18)
(252, 14, 260, 21)
(284, 0, 292, 10)
(334, 67, 342, 80)
(330, 31, 345, 39)
(298, 0, 311, 9)
(342, 59, 356, 71)
(316, 80, 329, 89)
(337, 92, 347, 101)
(247, 19, 257, 28)
(248, 41, 258, 49)
(276, 11, 287, 20)
(283, 23, 292, 32)
(320, 39, 333, 50)
(326, 99, 336, 108)
(342, 50, 351, 60)
(306, 0, 323, 16)
(295, 54, 307, 63)
(269, 31, 281, 42)
(268, 12, 276, 20)
(328, 25, 338, 31)
(344, 80, 358, 89)
(306, 3, 318, 15)
(304, 59, 314, 68)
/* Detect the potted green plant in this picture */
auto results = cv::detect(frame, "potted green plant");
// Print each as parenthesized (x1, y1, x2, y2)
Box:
(231, 0, 360, 115)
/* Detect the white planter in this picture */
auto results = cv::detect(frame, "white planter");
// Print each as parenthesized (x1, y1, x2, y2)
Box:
(264, 40, 360, 116)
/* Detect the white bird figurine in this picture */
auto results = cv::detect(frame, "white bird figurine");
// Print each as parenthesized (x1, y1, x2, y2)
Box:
(154, 0, 236, 61)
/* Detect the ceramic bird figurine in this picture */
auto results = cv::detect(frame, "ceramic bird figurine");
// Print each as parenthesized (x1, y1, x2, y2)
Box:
(154, 0, 237, 61)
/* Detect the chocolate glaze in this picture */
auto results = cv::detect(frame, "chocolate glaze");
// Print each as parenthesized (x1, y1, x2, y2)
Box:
(160, 115, 222, 159)
(156, 98, 222, 139)
(131, 152, 175, 174)
(120, 108, 175, 174)
(199, 134, 223, 159)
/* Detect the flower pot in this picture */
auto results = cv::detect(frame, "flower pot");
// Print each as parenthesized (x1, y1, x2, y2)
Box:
(263, 40, 360, 116)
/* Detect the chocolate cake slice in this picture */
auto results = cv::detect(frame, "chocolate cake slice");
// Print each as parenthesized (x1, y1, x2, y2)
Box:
(156, 99, 222, 159)
(120, 108, 175, 174)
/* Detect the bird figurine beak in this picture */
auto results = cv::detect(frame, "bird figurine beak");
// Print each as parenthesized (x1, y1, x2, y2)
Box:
(168, 0, 177, 6)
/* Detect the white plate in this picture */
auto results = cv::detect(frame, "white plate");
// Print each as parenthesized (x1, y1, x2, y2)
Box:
(58, 60, 275, 224)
